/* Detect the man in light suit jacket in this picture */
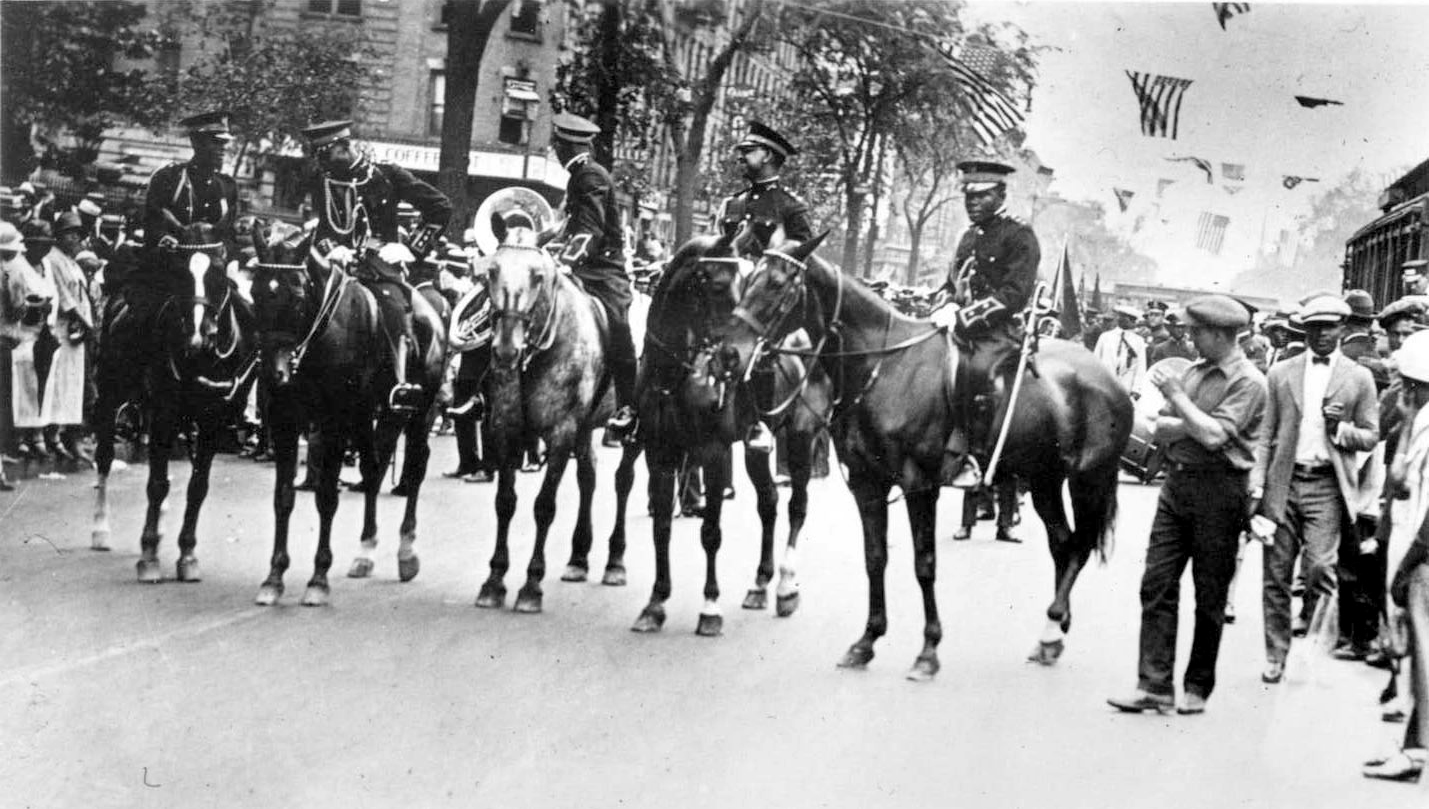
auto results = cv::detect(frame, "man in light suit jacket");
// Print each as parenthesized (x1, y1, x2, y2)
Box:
(1094, 304, 1147, 400)
(1251, 295, 1381, 684)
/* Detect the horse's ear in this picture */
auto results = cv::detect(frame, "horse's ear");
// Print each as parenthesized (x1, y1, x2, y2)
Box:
(785, 230, 830, 264)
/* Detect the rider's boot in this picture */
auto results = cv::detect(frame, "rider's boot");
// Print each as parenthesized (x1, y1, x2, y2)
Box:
(388, 334, 423, 412)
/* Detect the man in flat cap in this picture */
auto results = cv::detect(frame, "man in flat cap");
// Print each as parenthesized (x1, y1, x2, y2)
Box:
(1252, 295, 1380, 681)
(301, 119, 452, 410)
(938, 159, 1041, 488)
(143, 111, 238, 255)
(1109, 294, 1266, 716)
(714, 120, 814, 452)
(537, 113, 640, 441)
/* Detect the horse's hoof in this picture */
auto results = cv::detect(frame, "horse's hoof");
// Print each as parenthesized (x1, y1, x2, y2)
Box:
(775, 591, 800, 617)
(91, 530, 111, 551)
(742, 589, 768, 610)
(631, 605, 665, 633)
(347, 557, 374, 579)
(601, 566, 627, 587)
(560, 564, 588, 583)
(1027, 639, 1065, 666)
(397, 554, 420, 583)
(906, 656, 940, 682)
(175, 556, 202, 583)
(513, 587, 543, 614)
(696, 613, 723, 637)
(301, 584, 330, 607)
(475, 582, 506, 609)
(837, 645, 874, 669)
(255, 583, 283, 606)
(136, 558, 162, 584)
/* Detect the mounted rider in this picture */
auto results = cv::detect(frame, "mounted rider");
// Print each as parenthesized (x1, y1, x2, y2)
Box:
(540, 113, 640, 442)
(300, 119, 452, 411)
(716, 121, 813, 452)
(937, 159, 1041, 489)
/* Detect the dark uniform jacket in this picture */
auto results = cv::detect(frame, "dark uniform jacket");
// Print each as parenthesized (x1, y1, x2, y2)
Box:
(143, 161, 238, 252)
(311, 161, 451, 251)
(947, 211, 1040, 331)
(718, 177, 813, 255)
(560, 153, 630, 312)
(1149, 336, 1197, 364)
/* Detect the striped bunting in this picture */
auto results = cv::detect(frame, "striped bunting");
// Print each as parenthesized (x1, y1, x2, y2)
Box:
(1213, 3, 1250, 30)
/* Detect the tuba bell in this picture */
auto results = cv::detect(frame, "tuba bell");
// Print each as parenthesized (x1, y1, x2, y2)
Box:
(447, 256, 494, 354)
(472, 186, 556, 257)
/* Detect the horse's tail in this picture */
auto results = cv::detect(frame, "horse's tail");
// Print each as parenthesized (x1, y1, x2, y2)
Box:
(1071, 459, 1120, 564)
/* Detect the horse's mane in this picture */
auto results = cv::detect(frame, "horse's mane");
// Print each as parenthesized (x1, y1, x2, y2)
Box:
(649, 234, 728, 317)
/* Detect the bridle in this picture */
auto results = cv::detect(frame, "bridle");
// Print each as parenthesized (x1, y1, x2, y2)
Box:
(252, 251, 349, 378)
(156, 239, 236, 381)
(490, 243, 560, 371)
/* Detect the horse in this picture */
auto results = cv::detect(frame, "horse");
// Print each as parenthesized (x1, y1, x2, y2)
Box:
(613, 231, 833, 636)
(91, 222, 259, 582)
(473, 212, 627, 613)
(247, 222, 444, 605)
(715, 234, 1132, 680)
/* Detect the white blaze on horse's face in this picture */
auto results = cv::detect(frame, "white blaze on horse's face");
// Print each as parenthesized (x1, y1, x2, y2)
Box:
(188, 251, 210, 351)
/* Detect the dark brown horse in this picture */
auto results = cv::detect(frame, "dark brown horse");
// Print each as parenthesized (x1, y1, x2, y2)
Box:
(716, 235, 1132, 679)
(91, 222, 258, 582)
(248, 222, 444, 605)
(474, 212, 627, 613)
(613, 233, 832, 636)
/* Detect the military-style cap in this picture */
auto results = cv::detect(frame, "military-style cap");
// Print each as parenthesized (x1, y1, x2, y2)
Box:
(1112, 303, 1141, 319)
(1298, 294, 1351, 324)
(1343, 288, 1378, 321)
(1145, 300, 1168, 313)
(958, 160, 1015, 192)
(301, 120, 354, 148)
(1179, 294, 1251, 329)
(1404, 259, 1428, 271)
(0, 221, 24, 251)
(737, 121, 797, 159)
(1164, 312, 1182, 325)
(77, 199, 102, 217)
(1380, 297, 1428, 328)
(1397, 330, 1429, 382)
(21, 219, 54, 245)
(178, 110, 234, 141)
(551, 112, 601, 145)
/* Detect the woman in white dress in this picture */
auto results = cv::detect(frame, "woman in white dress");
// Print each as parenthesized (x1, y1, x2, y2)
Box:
(4, 221, 58, 458)
(42, 213, 94, 460)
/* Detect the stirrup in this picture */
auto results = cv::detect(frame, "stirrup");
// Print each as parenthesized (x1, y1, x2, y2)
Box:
(446, 394, 484, 420)
(388, 383, 424, 412)
(606, 406, 637, 432)
(944, 456, 983, 489)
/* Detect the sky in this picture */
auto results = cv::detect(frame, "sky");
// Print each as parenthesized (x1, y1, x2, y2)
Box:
(964, 1, 1429, 292)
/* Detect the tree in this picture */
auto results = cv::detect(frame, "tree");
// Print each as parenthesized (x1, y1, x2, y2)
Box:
(438, 0, 513, 232)
(776, 1, 1034, 271)
(0, 1, 171, 181)
(161, 1, 374, 181)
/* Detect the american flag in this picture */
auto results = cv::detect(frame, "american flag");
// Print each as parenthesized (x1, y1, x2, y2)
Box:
(1127, 71, 1194, 139)
(933, 43, 1025, 146)
(1196, 212, 1230, 254)
(1213, 2, 1250, 30)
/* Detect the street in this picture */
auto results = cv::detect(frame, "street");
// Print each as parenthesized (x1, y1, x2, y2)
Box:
(0, 440, 1414, 809)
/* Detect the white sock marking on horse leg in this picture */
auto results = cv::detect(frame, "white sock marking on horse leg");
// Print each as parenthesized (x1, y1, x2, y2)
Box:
(1041, 618, 1066, 644)
(700, 599, 722, 617)
(92, 474, 111, 546)
(777, 545, 799, 597)
(357, 537, 378, 562)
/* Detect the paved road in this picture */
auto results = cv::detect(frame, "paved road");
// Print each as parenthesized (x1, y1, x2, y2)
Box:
(0, 440, 1417, 808)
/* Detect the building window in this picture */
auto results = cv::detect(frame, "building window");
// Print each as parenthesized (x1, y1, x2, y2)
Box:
(307, 0, 361, 17)
(429, 71, 445, 137)
(499, 77, 539, 146)
(509, 0, 541, 38)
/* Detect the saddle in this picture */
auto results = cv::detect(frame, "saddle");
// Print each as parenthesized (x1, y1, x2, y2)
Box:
(564, 272, 611, 347)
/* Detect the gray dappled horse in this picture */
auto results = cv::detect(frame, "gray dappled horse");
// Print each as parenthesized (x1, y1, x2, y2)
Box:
(717, 234, 1132, 680)
(91, 222, 258, 582)
(473, 212, 627, 613)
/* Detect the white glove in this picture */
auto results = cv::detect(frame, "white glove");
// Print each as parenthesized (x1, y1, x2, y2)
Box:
(1250, 514, 1277, 544)
(326, 245, 356, 266)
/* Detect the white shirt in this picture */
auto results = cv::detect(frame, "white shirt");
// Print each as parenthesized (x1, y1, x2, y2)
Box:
(1094, 326, 1146, 397)
(1294, 350, 1337, 465)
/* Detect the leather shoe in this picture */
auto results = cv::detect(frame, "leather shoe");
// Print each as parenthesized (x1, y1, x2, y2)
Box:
(444, 466, 477, 479)
(1261, 660, 1285, 684)
(1332, 643, 1370, 661)
(1365, 649, 1394, 670)
(952, 526, 972, 541)
(463, 470, 495, 484)
(995, 528, 1021, 543)
(1362, 750, 1425, 782)
(1177, 693, 1207, 715)
(1107, 690, 1173, 714)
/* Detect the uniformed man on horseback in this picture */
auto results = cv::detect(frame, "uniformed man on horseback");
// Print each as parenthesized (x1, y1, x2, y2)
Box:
(540, 114, 640, 441)
(938, 160, 1041, 489)
(300, 119, 452, 410)
(715, 121, 813, 452)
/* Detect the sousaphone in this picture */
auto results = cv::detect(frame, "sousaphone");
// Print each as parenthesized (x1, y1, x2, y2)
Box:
(449, 187, 556, 353)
